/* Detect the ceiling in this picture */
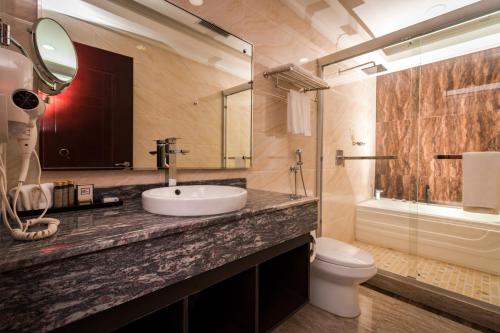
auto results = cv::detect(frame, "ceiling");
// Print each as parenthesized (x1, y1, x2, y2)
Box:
(281, 0, 481, 48)
(40, 0, 252, 80)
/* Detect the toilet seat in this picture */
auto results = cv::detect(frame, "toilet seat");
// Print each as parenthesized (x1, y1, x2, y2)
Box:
(315, 237, 374, 268)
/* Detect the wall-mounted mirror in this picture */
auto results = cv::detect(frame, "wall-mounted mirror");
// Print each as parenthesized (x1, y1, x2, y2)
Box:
(38, 0, 253, 170)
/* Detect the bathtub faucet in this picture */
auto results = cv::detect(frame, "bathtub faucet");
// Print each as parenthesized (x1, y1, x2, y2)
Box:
(424, 185, 431, 204)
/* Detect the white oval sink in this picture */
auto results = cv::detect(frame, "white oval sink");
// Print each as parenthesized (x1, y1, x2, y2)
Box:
(142, 185, 248, 216)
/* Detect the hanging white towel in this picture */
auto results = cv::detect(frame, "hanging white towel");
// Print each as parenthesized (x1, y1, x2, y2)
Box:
(287, 90, 311, 136)
(462, 152, 500, 214)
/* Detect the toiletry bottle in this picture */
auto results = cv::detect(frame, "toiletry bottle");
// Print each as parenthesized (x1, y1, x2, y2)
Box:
(53, 181, 63, 208)
(61, 180, 68, 207)
(67, 180, 75, 207)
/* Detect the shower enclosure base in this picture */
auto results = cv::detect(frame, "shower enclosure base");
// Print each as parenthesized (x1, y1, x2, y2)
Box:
(357, 240, 500, 331)
(355, 241, 500, 306)
(364, 269, 500, 332)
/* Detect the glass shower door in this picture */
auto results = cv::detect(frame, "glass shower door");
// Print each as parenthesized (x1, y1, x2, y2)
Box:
(413, 17, 500, 305)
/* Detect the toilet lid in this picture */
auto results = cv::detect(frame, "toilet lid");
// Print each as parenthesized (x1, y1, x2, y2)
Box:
(315, 237, 374, 268)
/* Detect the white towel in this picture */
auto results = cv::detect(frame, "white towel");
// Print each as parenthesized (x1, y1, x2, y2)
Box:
(462, 152, 500, 214)
(233, 157, 246, 168)
(9, 183, 54, 211)
(31, 183, 54, 210)
(287, 90, 311, 136)
(8, 188, 25, 211)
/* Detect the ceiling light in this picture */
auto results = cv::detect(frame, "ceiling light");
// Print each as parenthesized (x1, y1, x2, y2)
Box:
(425, 3, 447, 16)
(189, 0, 204, 6)
(299, 57, 309, 63)
(136, 44, 147, 51)
(42, 44, 55, 51)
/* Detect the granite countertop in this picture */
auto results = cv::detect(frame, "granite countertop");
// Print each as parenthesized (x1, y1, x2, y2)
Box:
(0, 189, 317, 273)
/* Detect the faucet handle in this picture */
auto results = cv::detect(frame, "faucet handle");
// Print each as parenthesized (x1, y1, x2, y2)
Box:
(166, 137, 181, 143)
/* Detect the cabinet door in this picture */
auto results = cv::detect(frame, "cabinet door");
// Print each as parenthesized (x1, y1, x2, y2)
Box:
(40, 42, 133, 169)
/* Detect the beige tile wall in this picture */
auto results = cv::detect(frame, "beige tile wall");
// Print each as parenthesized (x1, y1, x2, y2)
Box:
(322, 77, 376, 242)
(3, 0, 339, 197)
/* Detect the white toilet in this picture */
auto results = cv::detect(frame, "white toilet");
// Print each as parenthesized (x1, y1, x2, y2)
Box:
(310, 237, 377, 318)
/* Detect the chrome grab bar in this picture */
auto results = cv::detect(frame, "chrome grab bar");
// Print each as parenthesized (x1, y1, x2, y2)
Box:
(434, 154, 462, 159)
(335, 149, 397, 167)
(226, 156, 252, 160)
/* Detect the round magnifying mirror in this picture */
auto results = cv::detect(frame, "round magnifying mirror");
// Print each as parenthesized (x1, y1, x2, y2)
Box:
(32, 18, 78, 94)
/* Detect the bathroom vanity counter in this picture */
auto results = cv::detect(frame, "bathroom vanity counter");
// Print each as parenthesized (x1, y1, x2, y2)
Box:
(0, 189, 316, 273)
(0, 187, 317, 332)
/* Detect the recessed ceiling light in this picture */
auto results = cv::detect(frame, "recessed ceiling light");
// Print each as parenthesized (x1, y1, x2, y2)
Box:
(136, 44, 147, 51)
(299, 57, 309, 63)
(42, 44, 55, 51)
(189, 0, 204, 6)
(425, 3, 447, 16)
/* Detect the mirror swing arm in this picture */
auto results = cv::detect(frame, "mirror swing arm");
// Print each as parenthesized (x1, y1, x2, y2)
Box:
(0, 18, 77, 95)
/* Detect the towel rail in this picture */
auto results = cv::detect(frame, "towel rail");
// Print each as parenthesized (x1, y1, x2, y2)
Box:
(263, 63, 330, 92)
(335, 150, 397, 167)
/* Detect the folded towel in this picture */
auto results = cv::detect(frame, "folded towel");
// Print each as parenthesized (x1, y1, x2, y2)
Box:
(18, 184, 37, 211)
(31, 183, 54, 210)
(462, 152, 500, 214)
(8, 188, 24, 211)
(233, 157, 246, 168)
(287, 90, 311, 136)
(9, 183, 54, 211)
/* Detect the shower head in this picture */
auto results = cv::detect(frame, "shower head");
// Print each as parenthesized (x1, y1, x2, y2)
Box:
(361, 63, 387, 75)
(338, 61, 387, 75)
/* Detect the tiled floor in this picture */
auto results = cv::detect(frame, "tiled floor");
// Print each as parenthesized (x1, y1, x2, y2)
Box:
(354, 241, 500, 306)
(274, 286, 480, 333)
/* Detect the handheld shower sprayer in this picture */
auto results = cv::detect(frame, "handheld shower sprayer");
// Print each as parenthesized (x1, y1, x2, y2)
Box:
(290, 148, 308, 199)
(296, 148, 303, 165)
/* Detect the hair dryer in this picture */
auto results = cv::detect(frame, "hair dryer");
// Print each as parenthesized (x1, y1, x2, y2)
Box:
(0, 88, 59, 241)
(0, 89, 45, 182)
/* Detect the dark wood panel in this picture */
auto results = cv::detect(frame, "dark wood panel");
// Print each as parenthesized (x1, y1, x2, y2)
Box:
(40, 42, 133, 169)
(188, 268, 256, 333)
(259, 244, 309, 333)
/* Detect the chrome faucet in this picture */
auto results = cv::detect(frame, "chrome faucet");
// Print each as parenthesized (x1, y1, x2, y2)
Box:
(153, 138, 189, 186)
(424, 185, 431, 204)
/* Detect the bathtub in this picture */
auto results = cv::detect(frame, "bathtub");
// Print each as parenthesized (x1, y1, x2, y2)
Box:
(355, 198, 500, 275)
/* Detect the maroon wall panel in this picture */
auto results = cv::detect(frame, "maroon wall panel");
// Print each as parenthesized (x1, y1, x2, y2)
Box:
(40, 42, 133, 169)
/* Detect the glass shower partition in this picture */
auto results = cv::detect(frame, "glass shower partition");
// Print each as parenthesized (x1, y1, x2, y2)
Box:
(319, 9, 500, 308)
(320, 50, 420, 279)
(411, 17, 500, 304)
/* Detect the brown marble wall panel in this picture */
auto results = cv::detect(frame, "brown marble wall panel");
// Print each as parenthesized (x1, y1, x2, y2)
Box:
(376, 68, 420, 122)
(419, 47, 500, 117)
(376, 47, 499, 204)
